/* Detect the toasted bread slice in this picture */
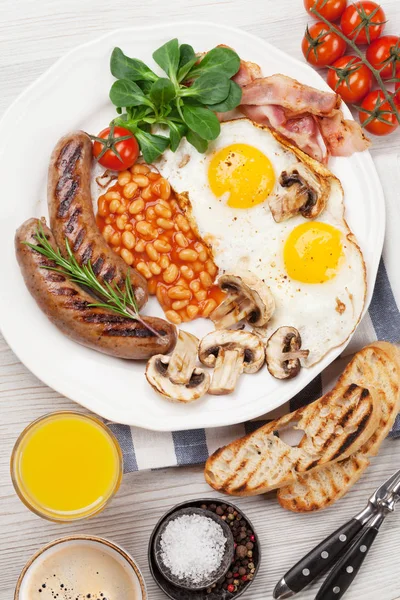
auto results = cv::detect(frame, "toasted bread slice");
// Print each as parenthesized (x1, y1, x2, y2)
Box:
(277, 342, 400, 512)
(204, 383, 381, 496)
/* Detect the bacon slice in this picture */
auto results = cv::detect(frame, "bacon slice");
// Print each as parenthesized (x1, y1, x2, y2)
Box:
(241, 105, 327, 163)
(235, 70, 369, 161)
(318, 110, 371, 156)
(241, 74, 340, 116)
(233, 60, 262, 86)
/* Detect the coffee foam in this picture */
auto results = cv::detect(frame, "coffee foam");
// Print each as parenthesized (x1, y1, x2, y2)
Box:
(18, 539, 143, 600)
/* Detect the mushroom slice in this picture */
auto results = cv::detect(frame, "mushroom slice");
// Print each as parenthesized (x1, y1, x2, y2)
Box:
(210, 270, 275, 329)
(269, 163, 330, 223)
(199, 329, 265, 395)
(145, 331, 210, 403)
(168, 330, 199, 384)
(265, 326, 310, 380)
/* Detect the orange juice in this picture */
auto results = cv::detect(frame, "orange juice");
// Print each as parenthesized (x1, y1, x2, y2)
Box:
(11, 412, 122, 521)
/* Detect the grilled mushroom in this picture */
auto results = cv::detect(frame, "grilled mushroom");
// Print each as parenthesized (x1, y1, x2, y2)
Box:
(269, 163, 330, 223)
(210, 270, 275, 329)
(146, 331, 210, 403)
(199, 329, 265, 395)
(265, 326, 309, 380)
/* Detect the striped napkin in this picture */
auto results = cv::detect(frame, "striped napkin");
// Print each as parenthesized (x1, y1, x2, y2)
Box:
(106, 153, 400, 473)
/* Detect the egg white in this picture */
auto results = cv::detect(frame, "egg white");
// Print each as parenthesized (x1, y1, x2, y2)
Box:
(156, 119, 366, 366)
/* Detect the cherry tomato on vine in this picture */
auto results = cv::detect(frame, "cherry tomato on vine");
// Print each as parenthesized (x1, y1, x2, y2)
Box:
(302, 22, 347, 67)
(304, 0, 347, 22)
(340, 1, 386, 45)
(366, 36, 400, 80)
(327, 55, 372, 103)
(92, 125, 140, 171)
(359, 90, 399, 136)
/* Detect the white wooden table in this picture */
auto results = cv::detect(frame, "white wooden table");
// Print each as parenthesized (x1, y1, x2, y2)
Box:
(1, 1, 399, 598)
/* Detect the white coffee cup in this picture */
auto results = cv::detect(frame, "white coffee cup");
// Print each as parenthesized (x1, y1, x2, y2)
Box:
(14, 535, 147, 600)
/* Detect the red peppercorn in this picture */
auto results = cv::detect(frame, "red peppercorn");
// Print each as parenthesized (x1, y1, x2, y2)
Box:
(234, 542, 237, 549)
(233, 572, 239, 578)
(241, 575, 248, 582)
(250, 535, 255, 542)
(227, 583, 235, 593)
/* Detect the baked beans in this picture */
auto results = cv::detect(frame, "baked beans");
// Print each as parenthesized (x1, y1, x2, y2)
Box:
(96, 168, 225, 322)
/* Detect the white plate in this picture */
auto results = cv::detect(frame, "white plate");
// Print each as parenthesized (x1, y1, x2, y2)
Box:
(0, 22, 384, 431)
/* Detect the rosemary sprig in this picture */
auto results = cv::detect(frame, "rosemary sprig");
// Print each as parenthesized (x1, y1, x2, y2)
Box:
(309, 1, 400, 127)
(24, 221, 160, 336)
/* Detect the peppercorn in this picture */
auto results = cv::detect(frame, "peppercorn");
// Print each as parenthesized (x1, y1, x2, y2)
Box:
(236, 545, 248, 559)
(200, 504, 207, 510)
(246, 542, 254, 550)
(201, 501, 258, 594)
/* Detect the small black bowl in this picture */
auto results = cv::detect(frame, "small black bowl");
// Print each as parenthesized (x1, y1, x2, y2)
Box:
(153, 507, 235, 590)
(148, 498, 261, 600)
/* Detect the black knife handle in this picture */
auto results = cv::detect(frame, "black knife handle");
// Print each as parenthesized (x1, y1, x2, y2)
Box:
(280, 518, 363, 594)
(315, 525, 379, 600)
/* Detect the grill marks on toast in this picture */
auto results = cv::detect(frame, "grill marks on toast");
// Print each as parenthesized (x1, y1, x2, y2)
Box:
(204, 383, 380, 496)
(277, 343, 400, 512)
(297, 385, 379, 468)
(277, 453, 370, 512)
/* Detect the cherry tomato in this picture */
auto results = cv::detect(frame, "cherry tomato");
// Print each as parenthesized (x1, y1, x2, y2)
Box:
(359, 90, 399, 136)
(304, 0, 347, 22)
(366, 35, 400, 80)
(302, 22, 347, 67)
(92, 126, 140, 171)
(340, 1, 386, 45)
(327, 55, 372, 103)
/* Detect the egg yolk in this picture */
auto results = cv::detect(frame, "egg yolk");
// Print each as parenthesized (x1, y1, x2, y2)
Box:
(208, 143, 275, 209)
(284, 222, 344, 284)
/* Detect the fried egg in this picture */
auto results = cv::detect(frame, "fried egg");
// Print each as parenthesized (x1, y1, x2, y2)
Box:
(156, 119, 366, 366)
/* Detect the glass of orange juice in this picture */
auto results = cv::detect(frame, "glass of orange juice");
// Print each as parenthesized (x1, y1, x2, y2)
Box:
(11, 411, 123, 522)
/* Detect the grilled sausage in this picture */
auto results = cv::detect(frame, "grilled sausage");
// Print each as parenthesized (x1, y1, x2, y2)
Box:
(47, 131, 148, 309)
(15, 219, 177, 360)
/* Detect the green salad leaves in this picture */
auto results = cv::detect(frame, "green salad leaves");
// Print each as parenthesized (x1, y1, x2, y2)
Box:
(109, 40, 242, 163)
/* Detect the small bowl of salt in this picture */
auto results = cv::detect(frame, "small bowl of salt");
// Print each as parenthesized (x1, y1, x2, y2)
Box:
(153, 507, 234, 591)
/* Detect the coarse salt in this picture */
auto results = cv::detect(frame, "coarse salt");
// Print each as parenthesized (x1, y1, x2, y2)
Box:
(160, 514, 227, 584)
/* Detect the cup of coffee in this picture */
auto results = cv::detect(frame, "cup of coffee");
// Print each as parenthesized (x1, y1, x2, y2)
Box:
(14, 535, 147, 600)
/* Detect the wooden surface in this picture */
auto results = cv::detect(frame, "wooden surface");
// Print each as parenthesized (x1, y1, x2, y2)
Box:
(1, 0, 400, 598)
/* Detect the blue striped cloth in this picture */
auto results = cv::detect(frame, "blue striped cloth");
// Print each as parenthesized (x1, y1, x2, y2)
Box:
(107, 154, 400, 473)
